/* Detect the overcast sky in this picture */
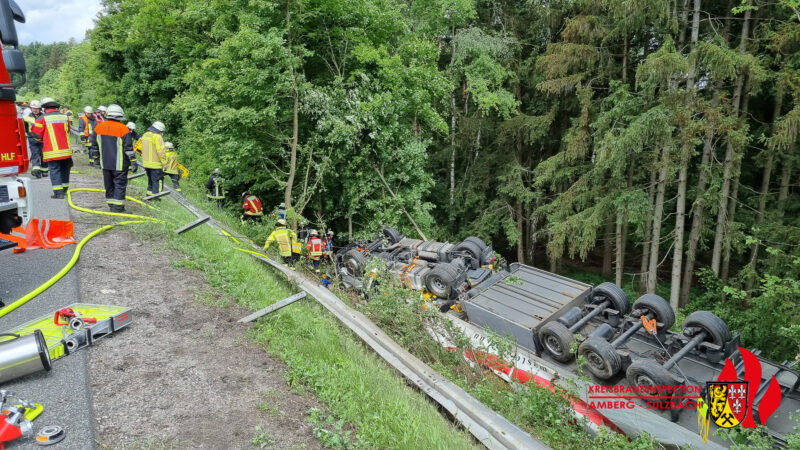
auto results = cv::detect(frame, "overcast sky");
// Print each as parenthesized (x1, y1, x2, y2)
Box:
(16, 0, 103, 45)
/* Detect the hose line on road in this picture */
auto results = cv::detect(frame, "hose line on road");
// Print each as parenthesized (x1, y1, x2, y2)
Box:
(0, 188, 165, 318)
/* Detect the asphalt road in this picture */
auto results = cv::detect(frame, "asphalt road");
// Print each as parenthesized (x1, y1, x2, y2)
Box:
(0, 174, 96, 449)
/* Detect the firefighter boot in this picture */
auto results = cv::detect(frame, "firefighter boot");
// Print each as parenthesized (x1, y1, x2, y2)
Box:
(50, 188, 65, 200)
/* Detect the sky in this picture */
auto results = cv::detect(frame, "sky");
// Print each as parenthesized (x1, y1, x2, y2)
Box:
(15, 0, 103, 45)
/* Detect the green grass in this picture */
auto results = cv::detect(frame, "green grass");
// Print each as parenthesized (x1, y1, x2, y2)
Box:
(128, 190, 477, 450)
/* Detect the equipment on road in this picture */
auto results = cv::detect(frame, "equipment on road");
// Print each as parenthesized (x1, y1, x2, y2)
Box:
(0, 331, 51, 384)
(0, 392, 45, 449)
(53, 308, 97, 330)
(0, 304, 132, 360)
(34, 426, 65, 446)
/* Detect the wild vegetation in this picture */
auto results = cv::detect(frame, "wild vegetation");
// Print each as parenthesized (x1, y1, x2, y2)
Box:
(29, 0, 800, 362)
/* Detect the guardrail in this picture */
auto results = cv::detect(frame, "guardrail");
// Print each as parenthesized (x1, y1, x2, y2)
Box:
(167, 190, 549, 450)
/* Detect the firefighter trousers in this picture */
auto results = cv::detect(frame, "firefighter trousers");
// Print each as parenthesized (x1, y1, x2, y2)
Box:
(103, 169, 128, 212)
(166, 173, 180, 190)
(48, 158, 73, 191)
(145, 168, 164, 195)
(27, 138, 45, 173)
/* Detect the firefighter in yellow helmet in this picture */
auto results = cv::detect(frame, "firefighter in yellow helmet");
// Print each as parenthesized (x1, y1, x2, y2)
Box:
(140, 121, 167, 195)
(264, 219, 298, 269)
(163, 142, 181, 191)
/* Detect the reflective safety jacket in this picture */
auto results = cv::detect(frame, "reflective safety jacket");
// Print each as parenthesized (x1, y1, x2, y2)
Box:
(91, 119, 135, 171)
(206, 175, 225, 199)
(24, 111, 42, 141)
(30, 109, 72, 162)
(242, 195, 263, 216)
(307, 237, 324, 260)
(140, 130, 167, 169)
(78, 114, 94, 143)
(164, 150, 180, 174)
(264, 226, 296, 257)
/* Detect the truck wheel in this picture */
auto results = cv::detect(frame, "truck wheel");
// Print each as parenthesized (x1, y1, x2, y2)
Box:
(343, 250, 367, 277)
(464, 236, 488, 253)
(454, 240, 483, 269)
(683, 311, 731, 346)
(626, 359, 674, 389)
(592, 282, 629, 315)
(579, 337, 621, 380)
(382, 227, 403, 245)
(425, 264, 459, 298)
(538, 321, 575, 363)
(632, 293, 675, 329)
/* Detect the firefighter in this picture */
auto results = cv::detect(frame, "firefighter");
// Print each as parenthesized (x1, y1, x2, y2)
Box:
(90, 104, 137, 212)
(277, 202, 286, 220)
(23, 100, 45, 178)
(79, 106, 99, 166)
(96, 106, 107, 122)
(163, 142, 181, 191)
(307, 229, 324, 274)
(30, 98, 72, 198)
(323, 230, 335, 259)
(140, 121, 167, 195)
(206, 168, 226, 206)
(126, 122, 139, 142)
(264, 219, 297, 268)
(241, 191, 263, 222)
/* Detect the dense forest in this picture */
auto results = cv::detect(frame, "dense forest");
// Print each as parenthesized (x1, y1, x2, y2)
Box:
(29, 0, 800, 362)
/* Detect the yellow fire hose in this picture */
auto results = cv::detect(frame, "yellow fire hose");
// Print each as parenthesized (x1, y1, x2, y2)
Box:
(0, 188, 164, 318)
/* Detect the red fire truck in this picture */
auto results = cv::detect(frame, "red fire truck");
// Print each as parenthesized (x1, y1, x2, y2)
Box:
(0, 0, 30, 243)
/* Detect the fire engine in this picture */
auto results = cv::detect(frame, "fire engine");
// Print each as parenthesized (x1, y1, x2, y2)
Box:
(0, 0, 30, 244)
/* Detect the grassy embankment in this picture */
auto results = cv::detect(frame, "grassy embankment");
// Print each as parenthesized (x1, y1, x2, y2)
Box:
(123, 174, 477, 449)
(120, 175, 664, 449)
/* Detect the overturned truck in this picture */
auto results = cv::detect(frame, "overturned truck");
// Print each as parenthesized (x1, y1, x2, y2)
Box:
(336, 227, 800, 448)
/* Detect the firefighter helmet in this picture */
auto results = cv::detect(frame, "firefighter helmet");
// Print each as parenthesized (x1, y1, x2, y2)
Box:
(213, 168, 220, 175)
(106, 104, 124, 119)
(29, 100, 41, 109)
(164, 142, 174, 149)
(152, 121, 165, 132)
(97, 106, 107, 113)
(277, 219, 287, 227)
(126, 122, 136, 130)
(40, 97, 58, 108)
(84, 106, 93, 114)
(327, 230, 334, 236)
(310, 229, 319, 236)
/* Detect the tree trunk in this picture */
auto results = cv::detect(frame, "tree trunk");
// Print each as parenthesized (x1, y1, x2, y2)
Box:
(647, 144, 670, 293)
(640, 166, 658, 293)
(348, 215, 353, 240)
(603, 219, 614, 278)
(516, 201, 525, 263)
(777, 144, 795, 223)
(720, 75, 753, 283)
(450, 91, 456, 207)
(711, 5, 750, 276)
(285, 83, 299, 217)
(615, 216, 624, 286)
(680, 90, 720, 306)
(745, 93, 784, 292)
(622, 34, 629, 84)
(669, 0, 701, 309)
(616, 162, 635, 287)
